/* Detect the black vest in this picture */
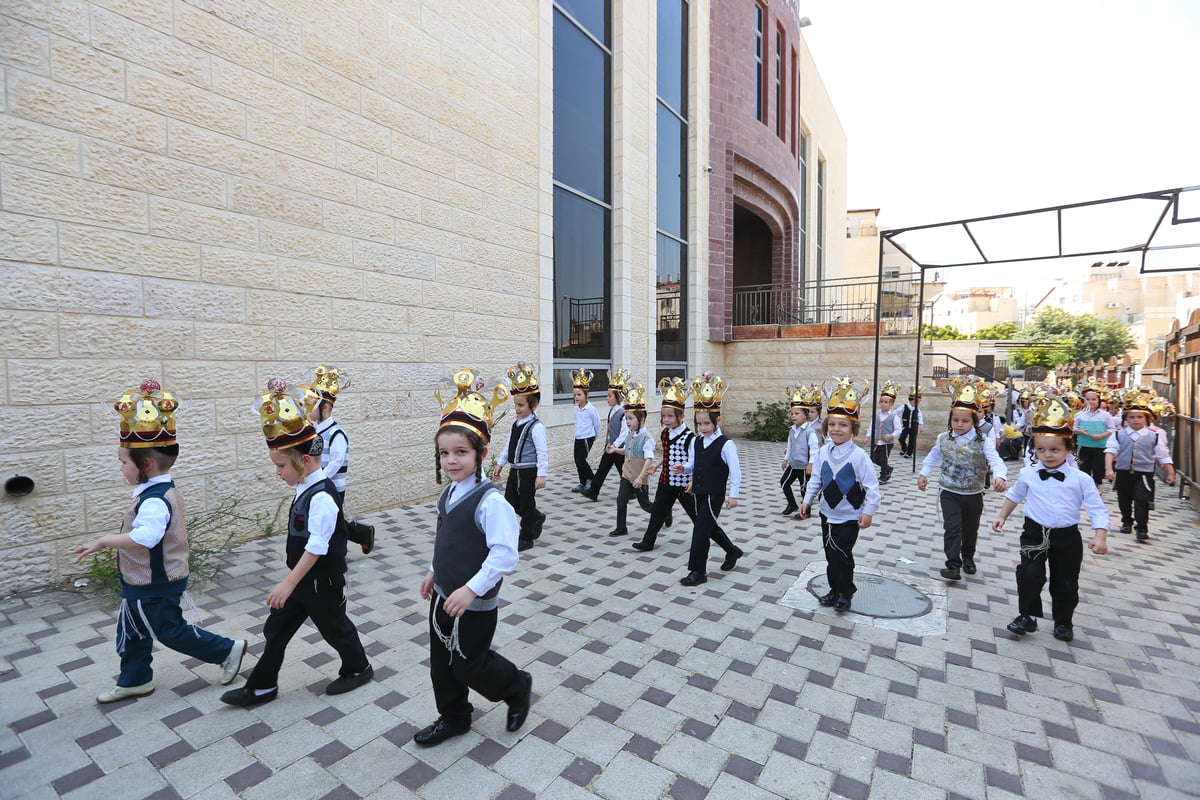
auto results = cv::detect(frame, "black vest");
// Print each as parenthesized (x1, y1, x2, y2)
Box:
(287, 478, 349, 577)
(692, 434, 729, 496)
(433, 481, 502, 599)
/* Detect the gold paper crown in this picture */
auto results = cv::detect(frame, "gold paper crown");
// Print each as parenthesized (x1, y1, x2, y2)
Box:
(624, 382, 647, 411)
(607, 368, 631, 395)
(507, 361, 539, 396)
(303, 364, 350, 409)
(787, 384, 822, 408)
(1148, 395, 1174, 420)
(115, 379, 180, 448)
(880, 380, 902, 399)
(948, 376, 991, 412)
(1078, 377, 1104, 396)
(658, 376, 690, 410)
(691, 372, 726, 412)
(825, 377, 868, 420)
(258, 377, 319, 451)
(436, 368, 508, 443)
(1029, 389, 1084, 437)
(571, 368, 594, 391)
(1116, 388, 1158, 420)
(908, 386, 925, 400)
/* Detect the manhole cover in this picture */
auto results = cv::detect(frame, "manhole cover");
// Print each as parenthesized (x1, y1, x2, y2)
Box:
(807, 574, 932, 618)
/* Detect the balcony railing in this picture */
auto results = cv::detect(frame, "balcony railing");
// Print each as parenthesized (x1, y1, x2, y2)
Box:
(732, 276, 922, 332)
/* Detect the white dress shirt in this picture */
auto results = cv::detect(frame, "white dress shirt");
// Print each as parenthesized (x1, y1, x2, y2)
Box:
(1005, 463, 1110, 530)
(438, 475, 520, 597)
(293, 468, 339, 555)
(127, 474, 174, 548)
(682, 428, 742, 499)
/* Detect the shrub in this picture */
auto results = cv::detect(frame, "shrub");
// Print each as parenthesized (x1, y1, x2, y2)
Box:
(741, 400, 791, 442)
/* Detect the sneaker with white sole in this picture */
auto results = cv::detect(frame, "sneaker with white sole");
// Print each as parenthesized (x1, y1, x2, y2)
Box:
(97, 681, 155, 704)
(220, 640, 246, 685)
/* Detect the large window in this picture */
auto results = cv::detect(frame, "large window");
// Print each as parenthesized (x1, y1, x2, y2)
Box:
(754, 5, 765, 122)
(816, 156, 826, 290)
(798, 131, 808, 285)
(775, 28, 784, 139)
(553, 2, 611, 396)
(657, 0, 688, 371)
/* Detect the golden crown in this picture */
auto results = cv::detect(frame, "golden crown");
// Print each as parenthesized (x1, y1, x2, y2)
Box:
(607, 368, 631, 395)
(787, 383, 822, 408)
(571, 368, 594, 391)
(880, 379, 902, 398)
(114, 379, 180, 448)
(1148, 395, 1174, 420)
(1116, 388, 1157, 420)
(624, 382, 647, 411)
(826, 377, 868, 420)
(659, 376, 690, 410)
(948, 376, 991, 412)
(302, 364, 350, 410)
(691, 372, 726, 412)
(258, 377, 319, 451)
(435, 368, 508, 443)
(908, 386, 925, 400)
(507, 360, 539, 396)
(1029, 388, 1084, 437)
(1078, 377, 1104, 396)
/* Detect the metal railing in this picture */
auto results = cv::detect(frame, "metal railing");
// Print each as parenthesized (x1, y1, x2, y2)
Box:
(731, 276, 921, 329)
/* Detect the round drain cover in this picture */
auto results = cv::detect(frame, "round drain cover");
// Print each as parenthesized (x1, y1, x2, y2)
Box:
(807, 574, 932, 618)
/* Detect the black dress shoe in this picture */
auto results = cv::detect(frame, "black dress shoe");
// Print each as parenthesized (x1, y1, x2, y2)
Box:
(680, 571, 707, 586)
(1119, 523, 1132, 533)
(582, 490, 599, 501)
(1006, 614, 1038, 636)
(664, 514, 673, 528)
(608, 527, 627, 537)
(357, 523, 376, 555)
(834, 594, 852, 612)
(326, 664, 373, 695)
(572, 484, 584, 493)
(518, 538, 533, 552)
(532, 512, 546, 539)
(1052, 624, 1074, 642)
(817, 590, 836, 607)
(780, 505, 799, 516)
(413, 717, 471, 747)
(220, 686, 278, 707)
(720, 548, 743, 571)
(940, 567, 961, 581)
(962, 559, 976, 575)
(631, 541, 654, 552)
(506, 671, 533, 732)
(1136, 530, 1149, 542)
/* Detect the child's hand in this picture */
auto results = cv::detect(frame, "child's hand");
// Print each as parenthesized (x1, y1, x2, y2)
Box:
(917, 476, 928, 492)
(992, 477, 1007, 492)
(632, 478, 643, 489)
(805, 465, 812, 476)
(781, 461, 788, 472)
(726, 498, 738, 510)
(671, 464, 684, 474)
(491, 466, 502, 480)
(1105, 469, 1115, 481)
(1166, 470, 1176, 487)
(534, 477, 546, 490)
(858, 513, 872, 529)
(684, 481, 693, 494)
(443, 586, 477, 617)
(75, 540, 103, 560)
(419, 571, 435, 601)
(266, 580, 295, 609)
(1088, 533, 1108, 555)
(798, 504, 810, 520)
(991, 517, 1006, 533)
(606, 444, 616, 454)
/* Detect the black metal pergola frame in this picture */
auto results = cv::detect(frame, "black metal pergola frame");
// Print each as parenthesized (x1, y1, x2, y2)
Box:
(862, 185, 1200, 459)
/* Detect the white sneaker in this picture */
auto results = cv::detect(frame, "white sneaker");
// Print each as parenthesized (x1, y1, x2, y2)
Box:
(97, 681, 154, 704)
(220, 640, 246, 685)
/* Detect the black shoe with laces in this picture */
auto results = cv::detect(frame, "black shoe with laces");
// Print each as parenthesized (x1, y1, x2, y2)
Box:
(940, 567, 961, 581)
(608, 528, 627, 537)
(1119, 523, 1132, 533)
(1006, 615, 1038, 636)
(631, 540, 654, 552)
(780, 505, 799, 516)
(1052, 624, 1074, 642)
(817, 590, 836, 607)
(834, 594, 852, 612)
(962, 559, 976, 575)
(414, 716, 471, 747)
(720, 548, 744, 571)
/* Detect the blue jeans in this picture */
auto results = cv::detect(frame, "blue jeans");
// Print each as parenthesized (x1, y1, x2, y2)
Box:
(116, 593, 234, 687)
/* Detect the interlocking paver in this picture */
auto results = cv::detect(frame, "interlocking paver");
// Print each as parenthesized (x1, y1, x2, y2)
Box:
(2, 440, 1197, 798)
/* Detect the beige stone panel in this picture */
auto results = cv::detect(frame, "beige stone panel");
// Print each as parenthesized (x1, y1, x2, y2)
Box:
(330, 298, 407, 335)
(81, 138, 225, 209)
(91, 6, 210, 88)
(353, 331, 425, 362)
(277, 258, 363, 300)
(2, 0, 89, 43)
(7, 449, 67, 496)
(168, 121, 274, 182)
(5, 263, 143, 315)
(9, 357, 159, 406)
(214, 397, 263, 435)
(93, 0, 173, 32)
(0, 540, 55, 596)
(172, 429, 240, 476)
(2, 164, 148, 231)
(420, 198, 454, 232)
(392, 217, 460, 259)
(0, 210, 58, 265)
(336, 140, 377, 181)
(1, 403, 94, 450)
(302, 29, 376, 87)
(359, 272, 424, 308)
(5, 490, 85, 541)
(356, 180, 419, 224)
(60, 223, 202, 279)
(384, 362, 445, 392)
(246, 107, 335, 165)
(378, 155, 440, 201)
(211, 57, 304, 120)
(83, 485, 137, 532)
(324, 200, 393, 244)
(271, 328, 356, 361)
(0, 309, 57, 357)
(59, 313, 194, 358)
(7, 71, 167, 153)
(163, 360, 259, 401)
(273, 49, 360, 112)
(306, 96, 389, 157)
(260, 219, 354, 267)
(360, 90, 428, 142)
(228, 176, 322, 228)
(184, 0, 303, 53)
(246, 288, 331, 327)
(145, 278, 244, 323)
(275, 153, 356, 204)
(201, 245, 278, 289)
(438, 178, 484, 214)
(127, 65, 244, 138)
(175, 2, 273, 76)
(49, 36, 125, 100)
(0, 16, 50, 74)
(150, 196, 259, 249)
(275, 0, 359, 44)
(354, 240, 435, 279)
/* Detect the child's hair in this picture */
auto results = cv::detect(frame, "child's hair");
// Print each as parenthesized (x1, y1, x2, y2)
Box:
(129, 445, 179, 483)
(316, 398, 334, 418)
(609, 388, 624, 402)
(694, 411, 720, 426)
(946, 407, 983, 438)
(627, 409, 647, 425)
(526, 392, 541, 409)
(1026, 434, 1075, 466)
(278, 443, 310, 473)
(434, 426, 486, 484)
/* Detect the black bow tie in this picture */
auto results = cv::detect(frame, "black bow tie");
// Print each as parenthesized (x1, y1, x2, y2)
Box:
(1038, 469, 1065, 482)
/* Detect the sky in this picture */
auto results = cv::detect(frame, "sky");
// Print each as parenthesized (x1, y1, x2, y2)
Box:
(799, 0, 1200, 290)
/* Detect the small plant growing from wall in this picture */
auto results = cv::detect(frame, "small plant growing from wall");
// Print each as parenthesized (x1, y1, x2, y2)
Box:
(741, 400, 791, 442)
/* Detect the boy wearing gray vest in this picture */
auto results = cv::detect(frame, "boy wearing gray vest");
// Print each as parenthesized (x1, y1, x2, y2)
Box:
(1104, 391, 1175, 541)
(491, 361, 548, 551)
(866, 380, 902, 484)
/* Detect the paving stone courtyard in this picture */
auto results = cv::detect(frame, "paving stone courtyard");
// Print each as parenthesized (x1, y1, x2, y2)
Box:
(3, 439, 1199, 799)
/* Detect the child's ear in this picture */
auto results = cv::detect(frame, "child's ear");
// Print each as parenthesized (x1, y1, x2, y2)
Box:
(481, 444, 489, 460)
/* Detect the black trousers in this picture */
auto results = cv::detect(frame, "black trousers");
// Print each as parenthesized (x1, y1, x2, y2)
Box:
(1114, 470, 1154, 531)
(1015, 519, 1083, 625)
(940, 491, 984, 569)
(871, 443, 894, 481)
(335, 491, 373, 546)
(428, 596, 523, 726)
(687, 493, 738, 573)
(589, 448, 624, 494)
(898, 425, 917, 456)
(244, 572, 368, 691)
(615, 477, 652, 531)
(573, 437, 595, 485)
(1076, 447, 1107, 486)
(639, 483, 697, 547)
(504, 467, 542, 540)
(820, 515, 860, 598)
(780, 466, 807, 509)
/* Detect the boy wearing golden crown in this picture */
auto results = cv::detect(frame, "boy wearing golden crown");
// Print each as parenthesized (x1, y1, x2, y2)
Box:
(898, 387, 925, 458)
(221, 379, 372, 706)
(993, 391, 1109, 642)
(632, 377, 697, 552)
(303, 365, 375, 555)
(918, 378, 1008, 581)
(780, 385, 821, 516)
(1071, 381, 1117, 489)
(414, 369, 532, 747)
(866, 380, 903, 484)
(799, 378, 881, 612)
(491, 362, 548, 551)
(605, 382, 656, 537)
(77, 380, 246, 704)
(569, 369, 602, 494)
(583, 369, 631, 501)
(1104, 390, 1174, 541)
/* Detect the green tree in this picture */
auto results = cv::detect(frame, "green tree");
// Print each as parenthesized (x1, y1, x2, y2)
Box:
(973, 321, 1019, 340)
(925, 324, 969, 340)
(1014, 308, 1135, 367)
